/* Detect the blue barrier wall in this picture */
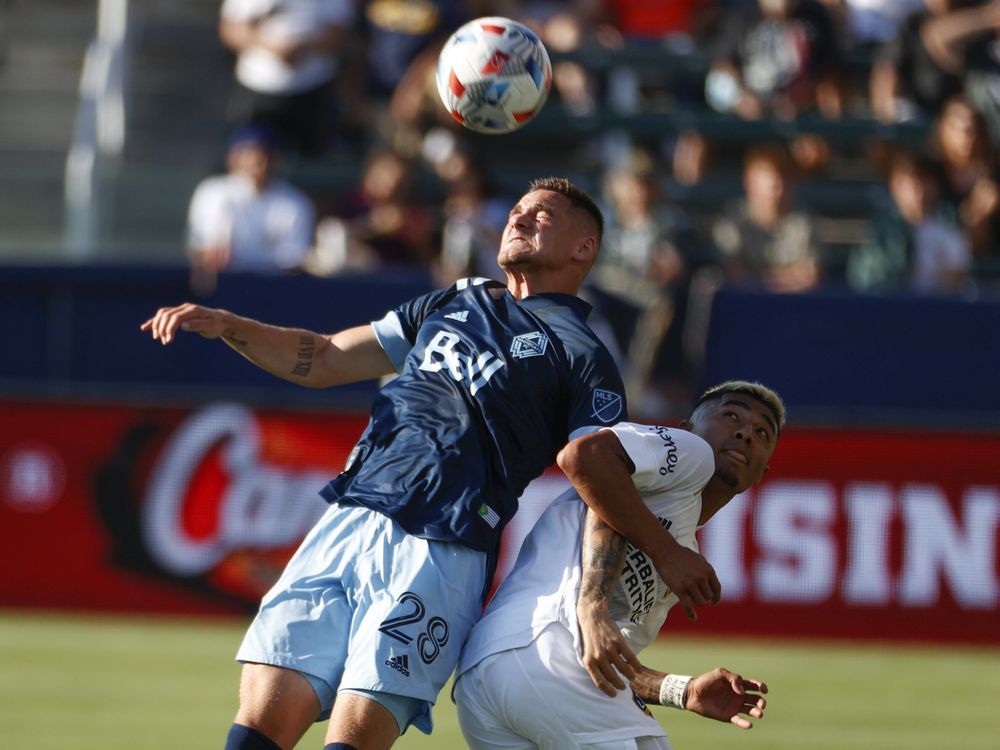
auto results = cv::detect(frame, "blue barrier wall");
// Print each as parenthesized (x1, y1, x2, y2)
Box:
(3, 265, 998, 427)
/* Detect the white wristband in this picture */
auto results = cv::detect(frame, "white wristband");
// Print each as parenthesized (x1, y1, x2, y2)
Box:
(658, 674, 692, 709)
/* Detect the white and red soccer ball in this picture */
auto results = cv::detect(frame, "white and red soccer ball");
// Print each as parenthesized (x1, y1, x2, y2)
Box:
(436, 17, 552, 135)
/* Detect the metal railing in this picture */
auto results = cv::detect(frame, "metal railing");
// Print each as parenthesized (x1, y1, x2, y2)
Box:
(64, 0, 130, 259)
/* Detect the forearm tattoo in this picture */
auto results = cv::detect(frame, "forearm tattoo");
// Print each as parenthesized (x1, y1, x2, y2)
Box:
(579, 509, 628, 605)
(222, 330, 248, 347)
(291, 335, 315, 377)
(631, 669, 669, 705)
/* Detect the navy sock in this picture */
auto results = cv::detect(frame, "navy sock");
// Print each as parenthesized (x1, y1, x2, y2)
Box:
(323, 745, 359, 750)
(225, 724, 283, 750)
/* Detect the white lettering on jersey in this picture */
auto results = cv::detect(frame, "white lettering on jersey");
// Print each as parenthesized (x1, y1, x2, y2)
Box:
(444, 311, 469, 322)
(419, 330, 505, 396)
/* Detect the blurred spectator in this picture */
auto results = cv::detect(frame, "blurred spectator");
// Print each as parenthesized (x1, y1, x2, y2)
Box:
(587, 149, 691, 413)
(311, 148, 438, 274)
(931, 94, 1000, 257)
(819, 0, 924, 50)
(868, 0, 964, 124)
(847, 150, 972, 293)
(604, 0, 720, 41)
(710, 143, 823, 293)
(432, 148, 508, 284)
(187, 124, 316, 294)
(219, 0, 356, 156)
(921, 0, 1000, 146)
(704, 0, 843, 122)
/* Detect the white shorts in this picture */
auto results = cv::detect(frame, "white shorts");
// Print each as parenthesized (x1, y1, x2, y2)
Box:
(455, 622, 670, 750)
(237, 502, 487, 734)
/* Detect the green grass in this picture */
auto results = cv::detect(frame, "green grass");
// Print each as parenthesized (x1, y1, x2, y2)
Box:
(2, 610, 998, 749)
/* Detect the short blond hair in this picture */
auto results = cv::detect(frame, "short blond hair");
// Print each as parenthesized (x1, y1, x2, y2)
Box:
(695, 380, 786, 432)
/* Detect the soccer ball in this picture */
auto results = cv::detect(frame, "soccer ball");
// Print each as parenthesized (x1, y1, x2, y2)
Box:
(436, 17, 552, 135)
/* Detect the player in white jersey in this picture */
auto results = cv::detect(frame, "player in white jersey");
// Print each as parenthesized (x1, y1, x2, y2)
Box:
(455, 380, 783, 750)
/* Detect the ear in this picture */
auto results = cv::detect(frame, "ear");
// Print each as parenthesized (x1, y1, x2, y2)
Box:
(573, 235, 597, 265)
(677, 419, 693, 432)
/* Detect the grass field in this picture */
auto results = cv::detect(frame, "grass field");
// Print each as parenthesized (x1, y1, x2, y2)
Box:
(2, 610, 999, 750)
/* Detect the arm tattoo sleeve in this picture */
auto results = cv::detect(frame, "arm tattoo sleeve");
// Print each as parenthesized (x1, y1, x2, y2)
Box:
(579, 508, 628, 607)
(291, 334, 315, 377)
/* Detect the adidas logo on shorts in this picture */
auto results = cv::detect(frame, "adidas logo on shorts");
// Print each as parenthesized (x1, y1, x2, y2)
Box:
(385, 654, 410, 677)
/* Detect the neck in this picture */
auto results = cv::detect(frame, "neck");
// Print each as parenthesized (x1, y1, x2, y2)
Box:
(698, 477, 738, 526)
(505, 269, 582, 299)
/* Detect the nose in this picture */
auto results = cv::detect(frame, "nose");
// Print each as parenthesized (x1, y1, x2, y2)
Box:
(734, 424, 752, 443)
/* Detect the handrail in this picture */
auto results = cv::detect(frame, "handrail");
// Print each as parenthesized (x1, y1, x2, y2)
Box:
(64, 0, 130, 259)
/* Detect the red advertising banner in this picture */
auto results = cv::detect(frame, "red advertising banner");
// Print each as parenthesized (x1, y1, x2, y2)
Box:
(1, 399, 998, 643)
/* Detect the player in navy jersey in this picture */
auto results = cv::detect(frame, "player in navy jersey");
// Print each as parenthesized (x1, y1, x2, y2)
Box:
(141, 177, 721, 750)
(456, 381, 783, 749)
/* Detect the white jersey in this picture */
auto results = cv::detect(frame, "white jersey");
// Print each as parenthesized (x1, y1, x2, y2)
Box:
(187, 173, 315, 271)
(458, 422, 714, 676)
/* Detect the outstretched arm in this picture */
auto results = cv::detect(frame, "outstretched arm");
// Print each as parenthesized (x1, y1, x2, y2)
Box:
(140, 303, 394, 387)
(557, 430, 721, 621)
(576, 508, 637, 696)
(631, 666, 768, 729)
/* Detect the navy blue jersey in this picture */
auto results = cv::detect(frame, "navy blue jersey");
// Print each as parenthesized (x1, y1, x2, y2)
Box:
(320, 277, 626, 559)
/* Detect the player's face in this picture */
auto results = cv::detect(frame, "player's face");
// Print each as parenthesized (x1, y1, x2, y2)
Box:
(692, 395, 777, 491)
(498, 189, 590, 271)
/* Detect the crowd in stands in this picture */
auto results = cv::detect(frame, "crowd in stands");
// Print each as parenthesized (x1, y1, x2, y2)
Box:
(184, 0, 1000, 415)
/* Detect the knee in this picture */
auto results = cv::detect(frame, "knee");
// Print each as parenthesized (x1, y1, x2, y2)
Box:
(235, 663, 320, 747)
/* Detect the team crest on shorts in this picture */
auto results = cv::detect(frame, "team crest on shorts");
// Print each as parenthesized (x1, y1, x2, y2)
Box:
(592, 389, 623, 422)
(510, 331, 549, 359)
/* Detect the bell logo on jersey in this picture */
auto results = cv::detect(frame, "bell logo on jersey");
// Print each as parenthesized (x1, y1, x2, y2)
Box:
(419, 331, 505, 395)
(592, 389, 623, 423)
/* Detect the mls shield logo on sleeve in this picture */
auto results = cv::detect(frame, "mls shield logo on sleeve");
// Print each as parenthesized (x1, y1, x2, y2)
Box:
(510, 331, 549, 359)
(592, 389, 623, 423)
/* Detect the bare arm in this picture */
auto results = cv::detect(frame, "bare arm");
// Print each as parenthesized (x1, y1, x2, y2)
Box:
(921, 1, 1000, 76)
(140, 303, 394, 388)
(630, 666, 768, 729)
(576, 509, 637, 696)
(557, 430, 721, 621)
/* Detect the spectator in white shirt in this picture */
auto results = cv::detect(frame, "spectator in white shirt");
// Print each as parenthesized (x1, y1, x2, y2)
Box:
(219, 0, 355, 155)
(187, 124, 315, 292)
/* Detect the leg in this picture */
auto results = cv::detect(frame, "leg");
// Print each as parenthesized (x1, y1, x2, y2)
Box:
(232, 662, 321, 750)
(324, 692, 399, 750)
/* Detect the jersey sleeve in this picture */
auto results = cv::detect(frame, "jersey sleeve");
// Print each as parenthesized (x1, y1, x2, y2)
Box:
(565, 341, 627, 441)
(370, 277, 493, 373)
(606, 423, 715, 496)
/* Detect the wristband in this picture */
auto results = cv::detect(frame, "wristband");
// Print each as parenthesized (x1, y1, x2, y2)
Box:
(658, 674, 692, 709)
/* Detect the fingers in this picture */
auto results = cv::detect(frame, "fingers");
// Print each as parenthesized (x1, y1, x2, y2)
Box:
(141, 304, 212, 345)
(583, 662, 620, 698)
(678, 595, 697, 622)
(708, 569, 722, 604)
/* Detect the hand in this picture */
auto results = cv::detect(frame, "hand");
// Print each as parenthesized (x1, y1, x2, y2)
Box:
(140, 303, 232, 345)
(577, 599, 639, 697)
(686, 667, 767, 729)
(653, 543, 721, 621)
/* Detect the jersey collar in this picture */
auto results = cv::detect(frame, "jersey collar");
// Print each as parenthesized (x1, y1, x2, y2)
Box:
(516, 292, 592, 321)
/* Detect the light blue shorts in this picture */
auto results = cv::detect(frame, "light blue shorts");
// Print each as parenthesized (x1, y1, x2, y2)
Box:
(236, 502, 488, 735)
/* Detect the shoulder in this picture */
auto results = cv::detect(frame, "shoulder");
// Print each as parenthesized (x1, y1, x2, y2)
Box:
(608, 423, 714, 487)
